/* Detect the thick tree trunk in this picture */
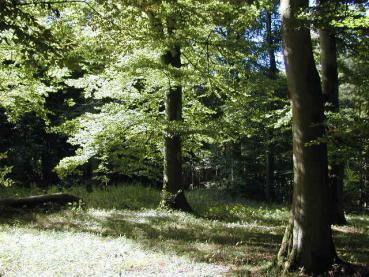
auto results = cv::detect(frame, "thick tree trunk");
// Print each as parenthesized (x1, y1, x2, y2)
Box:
(278, 0, 337, 274)
(146, 12, 192, 212)
(159, 20, 192, 212)
(319, 14, 347, 225)
(265, 10, 277, 201)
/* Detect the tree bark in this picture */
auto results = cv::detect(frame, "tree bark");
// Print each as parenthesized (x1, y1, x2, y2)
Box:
(266, 11, 277, 80)
(278, 0, 337, 274)
(319, 6, 347, 225)
(159, 18, 192, 212)
(265, 10, 277, 201)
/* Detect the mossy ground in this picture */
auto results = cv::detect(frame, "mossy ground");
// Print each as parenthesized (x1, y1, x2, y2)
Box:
(0, 185, 368, 276)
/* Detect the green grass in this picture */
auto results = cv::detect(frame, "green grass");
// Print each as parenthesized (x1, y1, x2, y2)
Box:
(0, 185, 162, 210)
(0, 185, 368, 276)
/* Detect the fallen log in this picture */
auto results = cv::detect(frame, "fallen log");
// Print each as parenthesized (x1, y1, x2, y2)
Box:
(0, 193, 81, 210)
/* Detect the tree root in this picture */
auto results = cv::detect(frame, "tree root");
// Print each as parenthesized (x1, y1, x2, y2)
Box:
(159, 190, 193, 213)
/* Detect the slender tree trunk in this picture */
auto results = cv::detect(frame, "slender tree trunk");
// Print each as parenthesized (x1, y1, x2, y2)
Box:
(266, 11, 277, 80)
(319, 8, 347, 225)
(232, 142, 242, 186)
(278, 0, 337, 274)
(265, 10, 277, 201)
(265, 146, 274, 200)
(159, 19, 192, 212)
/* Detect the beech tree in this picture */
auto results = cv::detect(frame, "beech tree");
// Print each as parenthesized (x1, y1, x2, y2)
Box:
(277, 0, 337, 274)
(319, 0, 347, 225)
(145, 7, 191, 211)
(50, 1, 266, 210)
(264, 6, 278, 201)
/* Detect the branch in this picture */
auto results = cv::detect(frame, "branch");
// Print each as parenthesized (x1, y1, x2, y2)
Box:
(14, 0, 86, 6)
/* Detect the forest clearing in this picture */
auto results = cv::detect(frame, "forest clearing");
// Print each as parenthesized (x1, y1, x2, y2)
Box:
(0, 185, 368, 276)
(1, 0, 369, 276)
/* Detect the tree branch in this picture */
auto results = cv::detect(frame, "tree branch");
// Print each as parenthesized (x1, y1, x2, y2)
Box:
(14, 0, 87, 6)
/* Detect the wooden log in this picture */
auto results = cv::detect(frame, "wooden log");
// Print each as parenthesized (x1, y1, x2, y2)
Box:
(0, 193, 81, 209)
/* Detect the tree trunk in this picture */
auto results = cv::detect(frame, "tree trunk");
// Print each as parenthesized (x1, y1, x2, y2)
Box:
(0, 193, 81, 210)
(278, 0, 337, 274)
(266, 11, 277, 80)
(265, 10, 277, 201)
(319, 10, 347, 225)
(159, 19, 192, 212)
(329, 163, 347, 224)
(265, 144, 275, 200)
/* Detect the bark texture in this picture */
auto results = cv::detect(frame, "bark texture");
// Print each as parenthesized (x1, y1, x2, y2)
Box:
(159, 18, 192, 212)
(278, 0, 337, 274)
(319, 8, 347, 225)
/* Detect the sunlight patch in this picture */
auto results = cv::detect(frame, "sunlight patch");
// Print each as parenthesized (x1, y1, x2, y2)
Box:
(0, 227, 229, 277)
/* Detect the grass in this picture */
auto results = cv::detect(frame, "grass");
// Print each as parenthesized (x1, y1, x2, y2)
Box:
(0, 185, 368, 276)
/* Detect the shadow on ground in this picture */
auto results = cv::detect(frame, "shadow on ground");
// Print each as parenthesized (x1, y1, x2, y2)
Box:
(0, 207, 285, 275)
(1, 206, 368, 275)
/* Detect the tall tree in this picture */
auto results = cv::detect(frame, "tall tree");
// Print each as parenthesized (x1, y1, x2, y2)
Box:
(157, 15, 192, 212)
(264, 8, 277, 201)
(319, 0, 347, 225)
(277, 0, 337, 274)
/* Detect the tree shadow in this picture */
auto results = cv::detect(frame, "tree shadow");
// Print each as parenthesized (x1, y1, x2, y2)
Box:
(0, 208, 283, 275)
(1, 207, 368, 275)
(333, 226, 369, 266)
(87, 210, 285, 276)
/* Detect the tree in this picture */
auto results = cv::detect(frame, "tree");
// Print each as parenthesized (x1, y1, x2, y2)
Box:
(150, 11, 192, 211)
(277, 0, 337, 274)
(51, 0, 267, 205)
(319, 0, 347, 225)
(0, 0, 64, 188)
(264, 6, 278, 201)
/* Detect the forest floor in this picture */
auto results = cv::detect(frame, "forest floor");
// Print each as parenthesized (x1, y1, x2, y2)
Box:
(0, 185, 368, 277)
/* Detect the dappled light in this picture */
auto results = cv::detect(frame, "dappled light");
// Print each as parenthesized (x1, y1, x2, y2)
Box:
(1, 0, 368, 276)
(0, 227, 229, 277)
(1, 186, 368, 276)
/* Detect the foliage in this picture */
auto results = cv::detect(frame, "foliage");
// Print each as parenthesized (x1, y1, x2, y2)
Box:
(0, 1, 368, 276)
(46, 0, 293, 193)
(0, 152, 14, 187)
(0, 0, 367, 207)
